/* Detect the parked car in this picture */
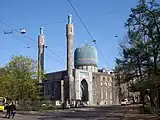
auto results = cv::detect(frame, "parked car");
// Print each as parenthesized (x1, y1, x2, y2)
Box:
(121, 99, 127, 105)
(121, 98, 131, 105)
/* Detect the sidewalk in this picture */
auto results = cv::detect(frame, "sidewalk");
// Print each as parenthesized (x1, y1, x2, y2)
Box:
(123, 105, 160, 120)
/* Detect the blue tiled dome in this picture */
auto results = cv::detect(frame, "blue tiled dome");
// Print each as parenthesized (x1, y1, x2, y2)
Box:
(74, 43, 98, 67)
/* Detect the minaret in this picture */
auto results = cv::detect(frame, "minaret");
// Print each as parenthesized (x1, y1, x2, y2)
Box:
(66, 14, 75, 100)
(38, 27, 45, 83)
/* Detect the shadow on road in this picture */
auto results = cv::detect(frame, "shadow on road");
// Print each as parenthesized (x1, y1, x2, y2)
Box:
(124, 105, 160, 120)
(10, 105, 160, 120)
(36, 105, 129, 120)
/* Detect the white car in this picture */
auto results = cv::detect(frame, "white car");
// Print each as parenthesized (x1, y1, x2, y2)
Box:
(121, 99, 131, 105)
(121, 99, 127, 105)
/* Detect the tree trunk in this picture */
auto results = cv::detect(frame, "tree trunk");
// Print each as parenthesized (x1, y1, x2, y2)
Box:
(149, 89, 155, 107)
(157, 88, 160, 109)
(140, 88, 145, 105)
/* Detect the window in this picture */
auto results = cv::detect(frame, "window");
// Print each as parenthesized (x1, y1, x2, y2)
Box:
(47, 89, 50, 95)
(101, 87, 103, 100)
(70, 28, 72, 32)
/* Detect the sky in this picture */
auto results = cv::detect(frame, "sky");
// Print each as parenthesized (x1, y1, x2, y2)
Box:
(0, 0, 140, 73)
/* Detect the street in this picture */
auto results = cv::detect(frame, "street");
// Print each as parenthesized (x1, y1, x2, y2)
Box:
(0, 105, 159, 120)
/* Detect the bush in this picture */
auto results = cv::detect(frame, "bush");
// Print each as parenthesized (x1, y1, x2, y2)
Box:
(40, 105, 62, 111)
(138, 105, 151, 114)
(16, 100, 63, 111)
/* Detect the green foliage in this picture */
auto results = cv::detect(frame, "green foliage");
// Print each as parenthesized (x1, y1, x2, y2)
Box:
(0, 55, 40, 101)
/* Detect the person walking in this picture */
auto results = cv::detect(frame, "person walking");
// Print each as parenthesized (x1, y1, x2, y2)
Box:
(4, 103, 11, 118)
(10, 102, 16, 119)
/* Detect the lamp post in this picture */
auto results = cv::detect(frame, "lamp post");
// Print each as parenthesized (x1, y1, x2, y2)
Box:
(4, 28, 26, 35)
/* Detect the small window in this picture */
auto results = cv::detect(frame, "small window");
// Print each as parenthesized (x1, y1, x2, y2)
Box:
(70, 28, 72, 32)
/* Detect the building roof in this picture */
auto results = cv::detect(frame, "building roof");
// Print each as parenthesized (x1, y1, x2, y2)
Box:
(45, 70, 67, 81)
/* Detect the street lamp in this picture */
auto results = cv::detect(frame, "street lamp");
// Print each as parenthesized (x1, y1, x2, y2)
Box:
(4, 28, 26, 35)
(20, 28, 26, 34)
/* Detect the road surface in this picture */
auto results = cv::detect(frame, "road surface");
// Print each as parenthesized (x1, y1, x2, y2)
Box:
(0, 105, 159, 120)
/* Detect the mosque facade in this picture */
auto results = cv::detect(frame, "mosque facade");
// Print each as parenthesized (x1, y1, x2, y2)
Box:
(43, 15, 119, 106)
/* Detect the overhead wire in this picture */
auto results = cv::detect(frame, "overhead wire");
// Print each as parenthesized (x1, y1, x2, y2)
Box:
(0, 21, 65, 64)
(46, 48, 64, 61)
(67, 0, 110, 69)
(94, 42, 110, 68)
(10, 33, 64, 65)
(11, 34, 37, 50)
(67, 0, 94, 40)
(1, 21, 36, 43)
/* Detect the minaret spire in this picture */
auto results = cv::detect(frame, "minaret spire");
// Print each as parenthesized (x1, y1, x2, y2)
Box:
(68, 14, 72, 24)
(66, 14, 75, 101)
(40, 27, 44, 35)
(38, 27, 45, 83)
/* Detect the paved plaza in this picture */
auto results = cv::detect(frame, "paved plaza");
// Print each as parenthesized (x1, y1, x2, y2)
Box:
(0, 105, 159, 120)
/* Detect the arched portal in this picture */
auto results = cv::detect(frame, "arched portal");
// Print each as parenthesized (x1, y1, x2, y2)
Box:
(80, 79, 89, 101)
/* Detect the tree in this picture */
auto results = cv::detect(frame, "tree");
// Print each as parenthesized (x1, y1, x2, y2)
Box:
(1, 55, 39, 101)
(115, 0, 160, 107)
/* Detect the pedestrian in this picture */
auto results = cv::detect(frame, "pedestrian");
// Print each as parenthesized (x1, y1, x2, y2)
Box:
(4, 103, 11, 118)
(62, 102, 66, 110)
(10, 102, 16, 118)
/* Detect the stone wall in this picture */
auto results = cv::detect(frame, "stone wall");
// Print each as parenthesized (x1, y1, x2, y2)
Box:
(44, 70, 68, 100)
(44, 69, 118, 106)
(92, 72, 118, 105)
(92, 73, 101, 105)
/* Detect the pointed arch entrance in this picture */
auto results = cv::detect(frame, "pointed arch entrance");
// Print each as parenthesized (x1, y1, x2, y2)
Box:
(80, 79, 89, 101)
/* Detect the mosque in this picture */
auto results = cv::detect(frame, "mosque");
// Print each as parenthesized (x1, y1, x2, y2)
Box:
(43, 15, 119, 106)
